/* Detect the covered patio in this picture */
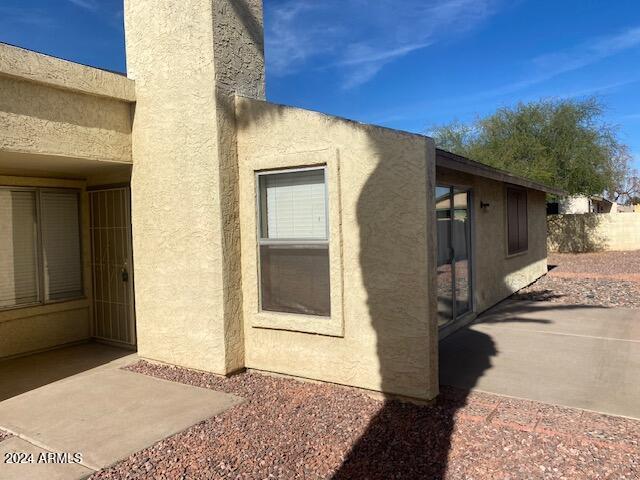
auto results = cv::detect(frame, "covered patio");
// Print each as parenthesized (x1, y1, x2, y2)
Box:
(1, 43, 137, 360)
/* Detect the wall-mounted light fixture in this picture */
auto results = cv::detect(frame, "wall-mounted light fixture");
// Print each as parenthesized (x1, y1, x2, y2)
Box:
(480, 201, 491, 210)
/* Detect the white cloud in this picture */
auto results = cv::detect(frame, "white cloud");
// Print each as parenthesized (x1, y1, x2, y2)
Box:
(265, 0, 501, 89)
(66, 0, 123, 29)
(532, 26, 640, 74)
(68, 0, 100, 11)
(480, 26, 640, 99)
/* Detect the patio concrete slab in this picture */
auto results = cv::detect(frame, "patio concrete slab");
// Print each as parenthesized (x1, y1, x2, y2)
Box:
(0, 343, 243, 477)
(0, 343, 133, 402)
(0, 437, 92, 480)
(440, 300, 640, 419)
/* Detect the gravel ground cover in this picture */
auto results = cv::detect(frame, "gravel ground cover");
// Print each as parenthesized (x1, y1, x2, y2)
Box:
(548, 250, 640, 277)
(514, 250, 640, 308)
(91, 361, 640, 480)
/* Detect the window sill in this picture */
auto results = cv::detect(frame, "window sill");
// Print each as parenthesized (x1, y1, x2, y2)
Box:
(0, 298, 89, 324)
(506, 249, 529, 259)
(252, 310, 344, 337)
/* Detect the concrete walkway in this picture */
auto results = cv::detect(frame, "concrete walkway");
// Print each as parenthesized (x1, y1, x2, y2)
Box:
(0, 343, 242, 479)
(440, 299, 640, 419)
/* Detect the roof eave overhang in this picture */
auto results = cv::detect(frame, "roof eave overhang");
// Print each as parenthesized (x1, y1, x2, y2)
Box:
(436, 149, 565, 196)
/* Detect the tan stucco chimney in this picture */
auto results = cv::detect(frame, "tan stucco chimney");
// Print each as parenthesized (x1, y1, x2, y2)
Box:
(124, 0, 265, 374)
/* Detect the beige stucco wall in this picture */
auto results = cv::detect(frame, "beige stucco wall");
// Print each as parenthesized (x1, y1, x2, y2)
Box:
(236, 97, 438, 401)
(436, 167, 548, 314)
(0, 76, 132, 164)
(0, 176, 92, 359)
(0, 43, 134, 165)
(559, 195, 591, 214)
(548, 213, 640, 252)
(124, 0, 264, 374)
(0, 42, 135, 101)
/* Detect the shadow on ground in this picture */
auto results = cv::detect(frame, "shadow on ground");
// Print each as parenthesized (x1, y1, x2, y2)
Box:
(332, 327, 495, 479)
(0, 342, 130, 401)
(332, 142, 550, 478)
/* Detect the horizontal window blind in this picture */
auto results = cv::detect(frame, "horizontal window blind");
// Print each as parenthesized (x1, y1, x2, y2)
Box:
(0, 190, 39, 307)
(258, 167, 331, 317)
(262, 169, 326, 240)
(41, 191, 83, 301)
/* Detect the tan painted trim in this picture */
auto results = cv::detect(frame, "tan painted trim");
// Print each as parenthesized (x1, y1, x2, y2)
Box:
(0, 42, 135, 102)
(0, 175, 86, 189)
(0, 147, 133, 168)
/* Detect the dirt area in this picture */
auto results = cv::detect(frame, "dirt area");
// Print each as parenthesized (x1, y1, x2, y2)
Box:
(547, 250, 640, 277)
(90, 361, 640, 480)
(514, 250, 640, 308)
(0, 429, 10, 443)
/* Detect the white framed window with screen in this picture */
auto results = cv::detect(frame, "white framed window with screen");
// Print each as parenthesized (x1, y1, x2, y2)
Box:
(0, 187, 83, 310)
(257, 166, 331, 317)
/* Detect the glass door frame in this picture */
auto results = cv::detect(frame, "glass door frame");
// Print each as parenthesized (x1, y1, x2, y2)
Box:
(436, 184, 475, 329)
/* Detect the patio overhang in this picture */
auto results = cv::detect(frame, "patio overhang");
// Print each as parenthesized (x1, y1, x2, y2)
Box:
(0, 42, 135, 174)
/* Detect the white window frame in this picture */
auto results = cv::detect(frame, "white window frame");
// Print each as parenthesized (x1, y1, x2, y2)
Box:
(0, 186, 84, 311)
(255, 165, 330, 317)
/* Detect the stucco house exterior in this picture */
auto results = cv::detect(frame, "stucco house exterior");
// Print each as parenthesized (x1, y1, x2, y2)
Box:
(0, 0, 561, 402)
(555, 195, 615, 214)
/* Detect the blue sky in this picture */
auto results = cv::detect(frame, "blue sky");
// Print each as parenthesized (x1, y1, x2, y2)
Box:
(2, 0, 639, 169)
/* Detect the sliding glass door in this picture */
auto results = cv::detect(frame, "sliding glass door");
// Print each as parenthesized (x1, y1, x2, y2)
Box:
(436, 185, 473, 327)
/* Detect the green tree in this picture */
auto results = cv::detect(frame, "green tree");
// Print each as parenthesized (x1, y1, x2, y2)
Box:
(431, 98, 631, 197)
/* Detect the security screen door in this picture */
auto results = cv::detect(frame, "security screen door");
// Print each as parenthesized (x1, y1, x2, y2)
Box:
(89, 187, 136, 346)
(436, 185, 473, 327)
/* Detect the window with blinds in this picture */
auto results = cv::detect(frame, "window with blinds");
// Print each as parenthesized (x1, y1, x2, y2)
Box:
(0, 187, 83, 309)
(0, 190, 39, 308)
(41, 191, 83, 301)
(257, 168, 331, 317)
(507, 187, 528, 255)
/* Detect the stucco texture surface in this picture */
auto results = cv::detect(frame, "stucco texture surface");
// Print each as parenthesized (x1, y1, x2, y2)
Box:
(0, 177, 92, 359)
(0, 42, 134, 101)
(0, 76, 132, 163)
(436, 167, 548, 315)
(236, 97, 438, 401)
(548, 213, 640, 253)
(124, 0, 264, 374)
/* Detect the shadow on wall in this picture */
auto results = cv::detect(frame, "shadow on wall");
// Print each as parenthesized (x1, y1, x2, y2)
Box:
(234, 88, 543, 479)
(231, 6, 541, 476)
(235, 97, 495, 476)
(334, 151, 544, 478)
(547, 214, 605, 253)
(235, 98, 558, 477)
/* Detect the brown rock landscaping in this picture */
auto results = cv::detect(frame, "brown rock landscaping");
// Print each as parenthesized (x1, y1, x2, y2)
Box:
(88, 361, 640, 480)
(514, 250, 640, 308)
